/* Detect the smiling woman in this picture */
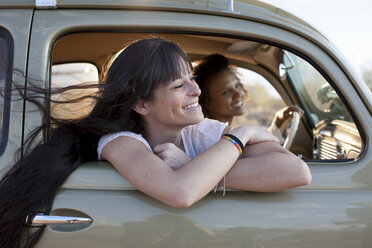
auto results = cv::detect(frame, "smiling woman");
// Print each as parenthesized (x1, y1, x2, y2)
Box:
(194, 54, 247, 123)
(134, 69, 204, 136)
(194, 53, 304, 146)
(0, 37, 311, 248)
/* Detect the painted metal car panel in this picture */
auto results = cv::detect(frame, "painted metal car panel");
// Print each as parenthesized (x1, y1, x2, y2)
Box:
(1, 1, 372, 247)
(37, 188, 372, 248)
(0, 9, 33, 175)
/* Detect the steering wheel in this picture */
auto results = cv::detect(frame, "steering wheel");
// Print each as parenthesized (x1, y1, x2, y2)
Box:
(283, 111, 300, 150)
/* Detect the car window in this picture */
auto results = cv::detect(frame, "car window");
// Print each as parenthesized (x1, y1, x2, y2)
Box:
(51, 63, 99, 120)
(0, 29, 13, 156)
(282, 51, 361, 160)
(232, 68, 286, 127)
(283, 51, 353, 125)
(50, 33, 362, 161)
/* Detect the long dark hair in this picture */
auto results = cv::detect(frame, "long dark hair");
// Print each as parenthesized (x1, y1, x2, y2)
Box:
(0, 38, 192, 248)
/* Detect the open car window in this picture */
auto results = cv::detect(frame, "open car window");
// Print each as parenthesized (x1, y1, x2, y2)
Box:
(283, 51, 353, 125)
(281, 51, 361, 160)
(50, 32, 363, 161)
(51, 63, 98, 120)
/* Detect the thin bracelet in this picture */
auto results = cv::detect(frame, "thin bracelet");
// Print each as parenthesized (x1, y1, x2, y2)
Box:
(221, 134, 244, 157)
(213, 176, 226, 196)
(223, 134, 244, 152)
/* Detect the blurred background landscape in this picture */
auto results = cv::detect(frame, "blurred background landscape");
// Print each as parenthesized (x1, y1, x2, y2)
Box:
(229, 0, 372, 127)
(260, 0, 372, 91)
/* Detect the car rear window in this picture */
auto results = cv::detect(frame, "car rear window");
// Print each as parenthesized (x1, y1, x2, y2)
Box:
(0, 28, 13, 156)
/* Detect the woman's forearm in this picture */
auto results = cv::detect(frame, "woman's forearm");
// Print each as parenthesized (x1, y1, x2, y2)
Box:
(171, 138, 240, 207)
(224, 143, 311, 192)
(173, 126, 283, 204)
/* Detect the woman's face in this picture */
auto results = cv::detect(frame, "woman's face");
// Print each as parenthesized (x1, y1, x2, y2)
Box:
(144, 71, 204, 129)
(207, 69, 246, 123)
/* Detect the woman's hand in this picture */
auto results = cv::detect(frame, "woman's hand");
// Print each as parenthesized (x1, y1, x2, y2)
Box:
(228, 125, 280, 145)
(273, 105, 304, 132)
(153, 143, 191, 170)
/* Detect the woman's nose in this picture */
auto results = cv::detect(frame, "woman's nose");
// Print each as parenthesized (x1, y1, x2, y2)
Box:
(232, 88, 245, 99)
(188, 80, 201, 97)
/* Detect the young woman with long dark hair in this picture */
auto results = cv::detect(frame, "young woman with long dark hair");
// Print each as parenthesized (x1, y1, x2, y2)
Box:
(0, 38, 311, 248)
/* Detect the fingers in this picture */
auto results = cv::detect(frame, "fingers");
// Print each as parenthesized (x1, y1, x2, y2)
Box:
(269, 134, 280, 143)
(287, 105, 304, 115)
(282, 105, 304, 120)
(154, 148, 174, 162)
(245, 125, 280, 144)
(153, 144, 170, 161)
(259, 127, 280, 143)
(153, 143, 164, 154)
(153, 142, 190, 170)
(261, 132, 280, 144)
(153, 142, 184, 160)
(153, 142, 175, 154)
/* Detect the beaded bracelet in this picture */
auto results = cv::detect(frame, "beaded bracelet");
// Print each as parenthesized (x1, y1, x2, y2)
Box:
(221, 134, 244, 157)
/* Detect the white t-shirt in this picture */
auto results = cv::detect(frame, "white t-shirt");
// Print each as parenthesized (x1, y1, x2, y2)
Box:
(97, 118, 227, 160)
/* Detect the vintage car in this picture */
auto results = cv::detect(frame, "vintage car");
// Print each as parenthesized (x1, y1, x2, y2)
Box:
(1, 0, 372, 247)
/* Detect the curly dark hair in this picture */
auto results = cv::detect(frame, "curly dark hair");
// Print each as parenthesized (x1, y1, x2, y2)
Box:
(194, 54, 230, 117)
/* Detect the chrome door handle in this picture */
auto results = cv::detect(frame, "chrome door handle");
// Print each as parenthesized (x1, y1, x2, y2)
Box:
(27, 214, 92, 226)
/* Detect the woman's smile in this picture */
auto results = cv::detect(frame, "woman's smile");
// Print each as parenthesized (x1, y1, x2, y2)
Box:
(231, 99, 243, 108)
(182, 102, 201, 110)
(205, 69, 247, 122)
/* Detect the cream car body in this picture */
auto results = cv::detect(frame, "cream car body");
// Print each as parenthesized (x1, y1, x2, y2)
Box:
(0, 0, 372, 247)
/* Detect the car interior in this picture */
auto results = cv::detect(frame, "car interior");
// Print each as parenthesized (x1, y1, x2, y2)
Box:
(50, 32, 363, 162)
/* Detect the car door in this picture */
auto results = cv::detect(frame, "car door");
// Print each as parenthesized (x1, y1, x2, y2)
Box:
(26, 4, 372, 248)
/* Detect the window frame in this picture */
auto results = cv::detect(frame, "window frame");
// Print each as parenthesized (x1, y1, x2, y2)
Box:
(27, 9, 371, 193)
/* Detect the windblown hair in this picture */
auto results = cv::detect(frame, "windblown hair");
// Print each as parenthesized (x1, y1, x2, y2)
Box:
(0, 38, 192, 248)
(194, 54, 245, 117)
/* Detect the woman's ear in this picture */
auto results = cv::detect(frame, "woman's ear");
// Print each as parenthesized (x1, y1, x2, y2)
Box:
(133, 100, 150, 116)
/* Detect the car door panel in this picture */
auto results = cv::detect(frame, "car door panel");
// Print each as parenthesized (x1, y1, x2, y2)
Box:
(37, 182, 372, 247)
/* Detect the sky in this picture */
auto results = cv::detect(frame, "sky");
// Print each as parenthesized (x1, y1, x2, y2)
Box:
(259, 0, 372, 76)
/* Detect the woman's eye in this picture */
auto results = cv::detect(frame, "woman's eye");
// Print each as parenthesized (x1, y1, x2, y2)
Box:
(222, 90, 230, 95)
(173, 84, 184, 89)
(236, 82, 243, 89)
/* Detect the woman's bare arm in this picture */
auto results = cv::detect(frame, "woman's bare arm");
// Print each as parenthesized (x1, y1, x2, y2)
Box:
(101, 125, 309, 208)
(101, 135, 241, 208)
(224, 141, 311, 192)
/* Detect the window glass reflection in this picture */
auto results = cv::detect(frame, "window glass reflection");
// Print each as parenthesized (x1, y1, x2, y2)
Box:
(284, 52, 352, 125)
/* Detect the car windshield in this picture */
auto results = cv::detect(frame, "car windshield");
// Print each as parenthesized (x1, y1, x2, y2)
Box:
(284, 51, 353, 125)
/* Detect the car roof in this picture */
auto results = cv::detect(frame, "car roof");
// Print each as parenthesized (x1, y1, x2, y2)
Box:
(1, 0, 326, 40)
